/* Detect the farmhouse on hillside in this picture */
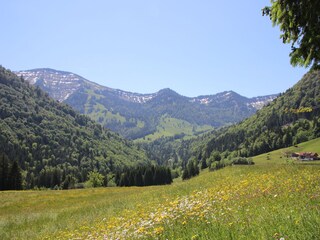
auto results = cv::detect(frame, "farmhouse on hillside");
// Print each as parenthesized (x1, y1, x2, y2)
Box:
(291, 152, 319, 161)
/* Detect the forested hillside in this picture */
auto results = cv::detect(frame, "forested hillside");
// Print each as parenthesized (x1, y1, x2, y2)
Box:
(198, 70, 320, 162)
(141, 70, 320, 172)
(0, 66, 149, 189)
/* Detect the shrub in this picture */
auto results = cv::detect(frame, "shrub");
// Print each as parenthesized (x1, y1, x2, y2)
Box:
(86, 171, 105, 188)
(232, 157, 255, 165)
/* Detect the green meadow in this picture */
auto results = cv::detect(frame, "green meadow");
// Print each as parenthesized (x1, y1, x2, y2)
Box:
(140, 115, 213, 141)
(1, 138, 320, 240)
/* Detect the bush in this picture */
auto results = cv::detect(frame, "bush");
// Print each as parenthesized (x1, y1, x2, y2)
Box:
(209, 159, 234, 171)
(232, 157, 255, 165)
(209, 161, 224, 171)
(86, 171, 105, 188)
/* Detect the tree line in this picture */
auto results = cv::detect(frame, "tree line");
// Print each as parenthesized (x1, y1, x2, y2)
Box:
(115, 165, 172, 187)
(197, 70, 320, 163)
(0, 153, 22, 190)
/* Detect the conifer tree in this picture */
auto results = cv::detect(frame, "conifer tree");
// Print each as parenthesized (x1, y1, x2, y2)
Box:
(166, 168, 173, 184)
(0, 154, 9, 190)
(9, 161, 23, 190)
(182, 168, 190, 180)
(144, 167, 154, 186)
(200, 158, 208, 170)
(134, 170, 144, 186)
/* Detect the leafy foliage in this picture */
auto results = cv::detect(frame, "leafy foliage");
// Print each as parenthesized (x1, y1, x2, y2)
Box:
(0, 66, 149, 189)
(263, 0, 320, 69)
(231, 157, 254, 165)
(86, 171, 106, 188)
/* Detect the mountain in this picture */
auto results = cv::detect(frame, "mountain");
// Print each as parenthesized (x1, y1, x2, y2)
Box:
(139, 70, 320, 169)
(193, 70, 320, 162)
(16, 68, 277, 139)
(0, 66, 149, 189)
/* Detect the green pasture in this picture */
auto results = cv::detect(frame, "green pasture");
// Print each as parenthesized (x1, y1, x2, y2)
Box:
(1, 138, 320, 239)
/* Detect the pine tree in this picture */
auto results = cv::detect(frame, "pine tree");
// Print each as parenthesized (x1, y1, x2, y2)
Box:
(166, 168, 173, 184)
(200, 158, 208, 170)
(183, 159, 199, 180)
(153, 167, 160, 185)
(134, 170, 144, 186)
(182, 168, 190, 180)
(144, 167, 154, 186)
(0, 154, 9, 190)
(9, 161, 23, 190)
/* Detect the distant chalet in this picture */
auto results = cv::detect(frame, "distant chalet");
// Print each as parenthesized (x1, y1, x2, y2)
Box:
(291, 152, 319, 161)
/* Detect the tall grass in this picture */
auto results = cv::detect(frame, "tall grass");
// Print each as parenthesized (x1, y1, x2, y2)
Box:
(1, 138, 320, 239)
(52, 165, 320, 240)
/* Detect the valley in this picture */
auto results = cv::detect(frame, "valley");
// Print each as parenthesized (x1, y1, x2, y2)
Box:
(1, 1, 320, 239)
(2, 66, 320, 190)
(1, 67, 320, 239)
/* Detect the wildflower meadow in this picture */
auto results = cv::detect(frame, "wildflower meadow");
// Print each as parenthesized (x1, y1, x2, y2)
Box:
(1, 138, 320, 239)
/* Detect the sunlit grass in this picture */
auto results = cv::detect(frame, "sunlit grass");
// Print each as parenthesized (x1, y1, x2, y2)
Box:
(139, 115, 213, 141)
(51, 165, 320, 240)
(1, 138, 320, 239)
(253, 137, 320, 165)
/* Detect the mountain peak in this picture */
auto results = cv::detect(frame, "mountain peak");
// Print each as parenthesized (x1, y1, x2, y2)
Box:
(27, 68, 72, 74)
(15, 68, 86, 101)
(16, 67, 278, 139)
(157, 88, 178, 94)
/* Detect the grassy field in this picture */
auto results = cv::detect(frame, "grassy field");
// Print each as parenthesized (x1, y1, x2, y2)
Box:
(253, 137, 320, 165)
(139, 115, 214, 142)
(1, 139, 320, 239)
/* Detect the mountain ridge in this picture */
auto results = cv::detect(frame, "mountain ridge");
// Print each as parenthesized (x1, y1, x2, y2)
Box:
(198, 69, 320, 160)
(143, 69, 320, 169)
(16, 68, 278, 139)
(16, 68, 276, 106)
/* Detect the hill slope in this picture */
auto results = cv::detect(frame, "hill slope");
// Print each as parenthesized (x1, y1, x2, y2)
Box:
(0, 66, 149, 189)
(16, 69, 277, 139)
(145, 70, 320, 169)
(197, 70, 320, 161)
(2, 138, 320, 240)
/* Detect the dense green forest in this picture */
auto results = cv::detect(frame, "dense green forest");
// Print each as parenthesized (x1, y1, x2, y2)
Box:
(0, 66, 150, 189)
(2, 67, 319, 189)
(115, 165, 172, 187)
(198, 70, 320, 162)
(139, 70, 320, 175)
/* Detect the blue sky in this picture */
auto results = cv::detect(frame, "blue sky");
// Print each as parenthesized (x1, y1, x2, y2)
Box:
(1, 0, 308, 97)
